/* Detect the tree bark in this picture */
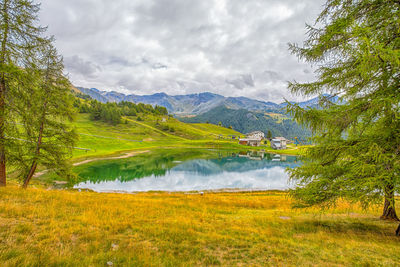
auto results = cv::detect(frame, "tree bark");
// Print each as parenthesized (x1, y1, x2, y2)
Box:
(23, 161, 37, 188)
(22, 115, 45, 188)
(381, 185, 399, 221)
(0, 0, 9, 187)
(0, 78, 5, 187)
(23, 51, 54, 188)
(0, 56, 5, 187)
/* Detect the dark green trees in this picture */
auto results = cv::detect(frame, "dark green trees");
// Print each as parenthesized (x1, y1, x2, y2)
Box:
(287, 0, 400, 220)
(88, 101, 121, 125)
(267, 130, 272, 140)
(84, 100, 168, 125)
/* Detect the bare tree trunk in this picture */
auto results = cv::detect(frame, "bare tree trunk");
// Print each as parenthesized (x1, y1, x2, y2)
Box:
(381, 185, 399, 221)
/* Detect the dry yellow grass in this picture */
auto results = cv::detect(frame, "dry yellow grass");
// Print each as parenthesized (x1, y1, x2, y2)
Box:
(0, 186, 399, 266)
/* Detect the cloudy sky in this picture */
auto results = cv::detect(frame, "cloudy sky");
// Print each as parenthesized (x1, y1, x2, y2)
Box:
(40, 0, 325, 102)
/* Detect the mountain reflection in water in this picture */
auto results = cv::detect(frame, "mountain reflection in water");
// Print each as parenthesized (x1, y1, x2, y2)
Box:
(74, 150, 300, 192)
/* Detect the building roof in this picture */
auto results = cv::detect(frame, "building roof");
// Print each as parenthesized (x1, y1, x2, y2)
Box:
(274, 137, 289, 141)
(246, 131, 264, 135)
(239, 138, 262, 142)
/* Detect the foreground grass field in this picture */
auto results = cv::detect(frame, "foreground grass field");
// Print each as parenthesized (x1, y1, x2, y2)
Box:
(0, 187, 399, 266)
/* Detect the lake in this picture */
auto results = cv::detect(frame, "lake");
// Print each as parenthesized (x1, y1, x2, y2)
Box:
(73, 149, 300, 193)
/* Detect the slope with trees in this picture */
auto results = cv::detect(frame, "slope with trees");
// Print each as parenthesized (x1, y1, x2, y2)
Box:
(74, 97, 168, 125)
(180, 105, 311, 140)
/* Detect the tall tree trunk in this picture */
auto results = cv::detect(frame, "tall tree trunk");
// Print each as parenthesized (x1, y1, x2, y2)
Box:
(22, 117, 45, 188)
(0, 78, 5, 187)
(22, 161, 37, 188)
(381, 185, 399, 221)
(0, 0, 9, 187)
(23, 54, 52, 188)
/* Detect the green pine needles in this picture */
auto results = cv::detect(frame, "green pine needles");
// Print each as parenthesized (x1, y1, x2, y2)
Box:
(0, 0, 77, 187)
(287, 0, 400, 220)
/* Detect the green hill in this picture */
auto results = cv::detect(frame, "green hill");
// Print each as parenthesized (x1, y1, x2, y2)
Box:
(68, 95, 304, 162)
(71, 113, 243, 159)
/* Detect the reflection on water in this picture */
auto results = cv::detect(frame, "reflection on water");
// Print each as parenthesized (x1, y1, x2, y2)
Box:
(74, 150, 300, 192)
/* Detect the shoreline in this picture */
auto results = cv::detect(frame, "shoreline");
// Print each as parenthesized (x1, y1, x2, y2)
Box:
(34, 150, 151, 178)
(35, 145, 302, 180)
(70, 187, 289, 195)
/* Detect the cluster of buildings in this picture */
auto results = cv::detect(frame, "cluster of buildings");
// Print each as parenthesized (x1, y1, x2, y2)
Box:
(238, 131, 291, 150)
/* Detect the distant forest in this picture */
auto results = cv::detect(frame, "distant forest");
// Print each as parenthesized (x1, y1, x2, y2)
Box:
(180, 106, 311, 141)
(74, 94, 168, 125)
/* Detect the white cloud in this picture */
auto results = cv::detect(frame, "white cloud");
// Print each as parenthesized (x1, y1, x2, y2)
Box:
(40, 0, 325, 102)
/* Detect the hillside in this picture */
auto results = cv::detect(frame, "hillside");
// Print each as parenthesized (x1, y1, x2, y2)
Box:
(179, 106, 311, 140)
(71, 113, 244, 159)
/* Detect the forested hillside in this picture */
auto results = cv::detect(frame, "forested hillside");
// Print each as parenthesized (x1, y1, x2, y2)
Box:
(74, 95, 168, 125)
(179, 106, 311, 140)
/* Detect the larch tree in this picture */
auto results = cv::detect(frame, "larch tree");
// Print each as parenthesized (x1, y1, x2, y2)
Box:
(287, 0, 400, 223)
(0, 0, 47, 186)
(0, 0, 77, 187)
(16, 42, 77, 188)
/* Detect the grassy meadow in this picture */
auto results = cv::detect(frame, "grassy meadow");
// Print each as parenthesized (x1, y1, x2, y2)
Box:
(71, 114, 241, 159)
(0, 186, 399, 266)
(74, 114, 300, 159)
(71, 114, 305, 161)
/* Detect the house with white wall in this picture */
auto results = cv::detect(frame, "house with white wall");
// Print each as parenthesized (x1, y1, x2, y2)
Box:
(246, 131, 265, 139)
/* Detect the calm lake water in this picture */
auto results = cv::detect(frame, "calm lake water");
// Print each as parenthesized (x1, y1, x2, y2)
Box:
(73, 149, 300, 192)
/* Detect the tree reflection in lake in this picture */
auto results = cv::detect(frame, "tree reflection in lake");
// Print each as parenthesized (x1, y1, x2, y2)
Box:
(73, 149, 300, 192)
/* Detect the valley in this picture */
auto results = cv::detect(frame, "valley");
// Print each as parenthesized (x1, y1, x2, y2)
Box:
(76, 87, 316, 141)
(2, 0, 399, 266)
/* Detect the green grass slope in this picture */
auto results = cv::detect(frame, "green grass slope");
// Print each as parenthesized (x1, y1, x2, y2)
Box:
(72, 114, 244, 160)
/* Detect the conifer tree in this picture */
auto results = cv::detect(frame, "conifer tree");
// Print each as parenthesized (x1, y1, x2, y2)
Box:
(17, 43, 77, 188)
(0, 0, 47, 186)
(267, 130, 272, 140)
(287, 0, 400, 221)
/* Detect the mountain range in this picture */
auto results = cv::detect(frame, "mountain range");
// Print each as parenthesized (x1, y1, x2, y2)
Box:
(76, 87, 324, 115)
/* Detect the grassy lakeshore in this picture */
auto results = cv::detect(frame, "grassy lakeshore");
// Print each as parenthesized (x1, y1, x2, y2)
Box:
(0, 187, 399, 266)
(8, 113, 307, 187)
(71, 114, 306, 160)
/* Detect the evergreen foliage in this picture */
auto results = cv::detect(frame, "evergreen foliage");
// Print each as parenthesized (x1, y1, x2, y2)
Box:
(76, 98, 168, 125)
(267, 130, 272, 140)
(286, 0, 400, 221)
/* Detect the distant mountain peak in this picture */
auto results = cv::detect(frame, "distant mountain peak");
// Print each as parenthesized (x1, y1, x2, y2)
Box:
(76, 86, 330, 115)
(151, 92, 168, 97)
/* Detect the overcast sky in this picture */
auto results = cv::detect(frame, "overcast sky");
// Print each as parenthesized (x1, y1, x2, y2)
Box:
(40, 0, 325, 102)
